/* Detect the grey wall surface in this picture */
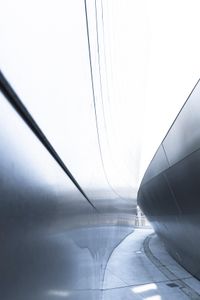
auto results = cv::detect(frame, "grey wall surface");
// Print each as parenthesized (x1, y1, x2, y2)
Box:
(138, 79, 200, 279)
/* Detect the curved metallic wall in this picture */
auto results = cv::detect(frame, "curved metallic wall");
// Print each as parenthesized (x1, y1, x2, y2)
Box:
(0, 0, 138, 205)
(0, 2, 137, 297)
(0, 73, 135, 300)
(138, 79, 200, 279)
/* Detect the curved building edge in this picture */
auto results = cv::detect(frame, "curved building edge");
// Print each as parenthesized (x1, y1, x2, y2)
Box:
(137, 79, 200, 279)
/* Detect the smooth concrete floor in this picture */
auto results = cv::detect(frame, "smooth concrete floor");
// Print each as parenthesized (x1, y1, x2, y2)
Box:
(102, 228, 200, 299)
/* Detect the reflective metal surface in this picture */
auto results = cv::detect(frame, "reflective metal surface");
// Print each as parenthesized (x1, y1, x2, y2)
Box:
(0, 1, 138, 296)
(163, 81, 200, 166)
(138, 79, 200, 279)
(5, 0, 200, 298)
(0, 0, 138, 206)
(0, 89, 135, 299)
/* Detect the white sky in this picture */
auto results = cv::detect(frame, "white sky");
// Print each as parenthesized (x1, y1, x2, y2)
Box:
(1, 0, 200, 198)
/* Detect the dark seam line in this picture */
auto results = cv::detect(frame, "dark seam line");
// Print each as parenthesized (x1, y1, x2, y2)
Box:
(60, 275, 193, 292)
(162, 143, 170, 167)
(0, 70, 97, 211)
(139, 144, 200, 190)
(140, 78, 200, 185)
(101, 228, 134, 289)
(163, 173, 182, 215)
(84, 0, 127, 200)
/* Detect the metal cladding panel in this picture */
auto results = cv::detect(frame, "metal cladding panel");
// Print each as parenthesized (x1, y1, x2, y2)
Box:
(138, 79, 200, 280)
(0, 92, 95, 298)
(139, 173, 180, 217)
(0, 0, 114, 204)
(141, 145, 169, 185)
(0, 92, 95, 228)
(165, 149, 200, 214)
(0, 93, 134, 300)
(163, 81, 200, 166)
(0, 1, 137, 206)
(164, 152, 200, 276)
(137, 189, 155, 218)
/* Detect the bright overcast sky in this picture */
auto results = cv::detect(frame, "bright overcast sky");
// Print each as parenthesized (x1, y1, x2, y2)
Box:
(1, 0, 200, 198)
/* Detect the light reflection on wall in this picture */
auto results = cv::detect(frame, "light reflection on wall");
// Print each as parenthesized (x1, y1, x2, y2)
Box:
(48, 290, 70, 297)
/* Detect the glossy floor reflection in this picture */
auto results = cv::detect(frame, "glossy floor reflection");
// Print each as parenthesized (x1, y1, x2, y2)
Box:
(3, 226, 200, 300)
(1, 225, 133, 300)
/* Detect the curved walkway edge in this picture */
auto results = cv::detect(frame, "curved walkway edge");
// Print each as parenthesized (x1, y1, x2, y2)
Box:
(144, 233, 200, 300)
